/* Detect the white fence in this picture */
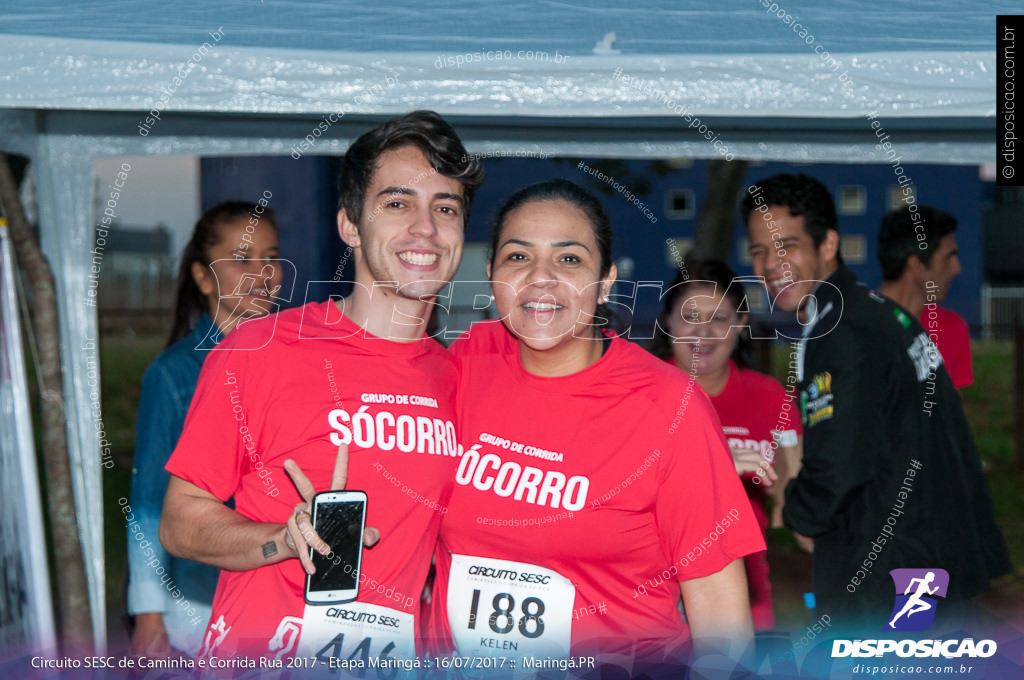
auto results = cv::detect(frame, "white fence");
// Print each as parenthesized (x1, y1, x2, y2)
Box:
(982, 284, 1024, 340)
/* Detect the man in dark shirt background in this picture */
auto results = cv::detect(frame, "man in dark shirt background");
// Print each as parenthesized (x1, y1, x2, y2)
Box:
(877, 205, 974, 391)
(741, 172, 1009, 634)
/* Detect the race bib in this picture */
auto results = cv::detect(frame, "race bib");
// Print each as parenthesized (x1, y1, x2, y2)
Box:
(447, 554, 575, 659)
(297, 601, 415, 677)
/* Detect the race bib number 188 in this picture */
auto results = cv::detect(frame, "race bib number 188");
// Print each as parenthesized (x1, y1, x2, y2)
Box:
(447, 554, 575, 660)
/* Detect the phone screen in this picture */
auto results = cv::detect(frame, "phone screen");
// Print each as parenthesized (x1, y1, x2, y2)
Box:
(308, 500, 364, 594)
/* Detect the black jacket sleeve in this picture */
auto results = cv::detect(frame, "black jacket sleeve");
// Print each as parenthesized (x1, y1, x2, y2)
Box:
(783, 323, 886, 537)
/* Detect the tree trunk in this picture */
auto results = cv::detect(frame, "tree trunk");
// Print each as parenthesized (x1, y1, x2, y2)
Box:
(0, 153, 94, 652)
(692, 159, 750, 262)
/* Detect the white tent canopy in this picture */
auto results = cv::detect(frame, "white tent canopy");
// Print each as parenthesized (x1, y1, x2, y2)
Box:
(0, 0, 1006, 650)
(1, 0, 1006, 163)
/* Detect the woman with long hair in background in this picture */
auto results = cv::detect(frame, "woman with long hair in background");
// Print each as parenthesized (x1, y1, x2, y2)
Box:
(127, 201, 282, 659)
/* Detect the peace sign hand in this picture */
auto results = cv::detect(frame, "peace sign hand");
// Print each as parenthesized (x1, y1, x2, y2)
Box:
(282, 443, 381, 575)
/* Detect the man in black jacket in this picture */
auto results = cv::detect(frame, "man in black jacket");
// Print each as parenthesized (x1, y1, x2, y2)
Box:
(741, 173, 1010, 633)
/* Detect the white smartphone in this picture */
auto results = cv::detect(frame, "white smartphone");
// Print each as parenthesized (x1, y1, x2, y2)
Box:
(304, 490, 368, 605)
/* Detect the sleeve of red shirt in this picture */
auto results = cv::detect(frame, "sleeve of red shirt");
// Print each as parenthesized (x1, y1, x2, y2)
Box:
(656, 384, 766, 581)
(165, 338, 252, 501)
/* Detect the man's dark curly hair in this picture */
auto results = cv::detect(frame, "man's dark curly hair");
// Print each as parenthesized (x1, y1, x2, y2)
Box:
(740, 172, 842, 264)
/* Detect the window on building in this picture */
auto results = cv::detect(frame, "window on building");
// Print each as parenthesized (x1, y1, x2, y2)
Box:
(665, 189, 695, 219)
(737, 237, 752, 265)
(888, 185, 915, 211)
(838, 185, 867, 215)
(840, 234, 868, 264)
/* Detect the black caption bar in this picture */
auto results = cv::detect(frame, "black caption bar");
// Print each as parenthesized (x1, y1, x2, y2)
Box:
(998, 16, 1024, 186)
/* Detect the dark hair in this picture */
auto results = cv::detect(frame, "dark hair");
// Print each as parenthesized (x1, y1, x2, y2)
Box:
(166, 201, 278, 347)
(740, 172, 843, 265)
(650, 259, 755, 370)
(489, 178, 618, 333)
(877, 205, 957, 281)
(336, 110, 484, 228)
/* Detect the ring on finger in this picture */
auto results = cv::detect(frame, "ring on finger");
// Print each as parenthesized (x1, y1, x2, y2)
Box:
(295, 510, 311, 523)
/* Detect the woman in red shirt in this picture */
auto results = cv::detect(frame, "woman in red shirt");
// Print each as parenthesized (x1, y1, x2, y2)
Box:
(651, 260, 805, 630)
(428, 180, 764, 674)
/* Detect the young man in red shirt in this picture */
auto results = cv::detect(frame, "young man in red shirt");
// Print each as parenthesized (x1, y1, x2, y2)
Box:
(877, 204, 973, 389)
(159, 111, 483, 663)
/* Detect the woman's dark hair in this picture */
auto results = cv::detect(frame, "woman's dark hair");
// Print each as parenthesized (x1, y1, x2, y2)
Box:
(166, 201, 277, 348)
(336, 110, 484, 228)
(650, 259, 755, 370)
(489, 178, 620, 334)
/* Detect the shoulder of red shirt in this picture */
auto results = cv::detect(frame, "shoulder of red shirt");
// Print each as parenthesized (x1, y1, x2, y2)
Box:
(448, 318, 515, 359)
(933, 306, 970, 333)
(727, 361, 788, 399)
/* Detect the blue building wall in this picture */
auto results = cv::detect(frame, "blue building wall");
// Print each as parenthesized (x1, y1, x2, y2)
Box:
(200, 156, 348, 311)
(200, 156, 982, 331)
(467, 158, 983, 334)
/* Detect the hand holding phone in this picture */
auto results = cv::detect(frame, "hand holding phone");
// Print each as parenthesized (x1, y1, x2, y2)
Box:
(282, 443, 380, 577)
(305, 490, 367, 604)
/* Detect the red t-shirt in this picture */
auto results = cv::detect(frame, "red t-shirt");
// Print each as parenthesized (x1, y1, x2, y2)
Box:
(166, 301, 459, 660)
(920, 305, 973, 389)
(709, 361, 802, 529)
(427, 321, 765, 664)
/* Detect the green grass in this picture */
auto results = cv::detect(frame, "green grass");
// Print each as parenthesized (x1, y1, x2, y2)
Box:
(961, 341, 1015, 466)
(103, 463, 133, 642)
(99, 334, 166, 455)
(98, 334, 165, 644)
(962, 342, 1024, 598)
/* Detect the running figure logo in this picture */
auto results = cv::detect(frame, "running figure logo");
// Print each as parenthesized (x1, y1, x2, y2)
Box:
(882, 568, 950, 632)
